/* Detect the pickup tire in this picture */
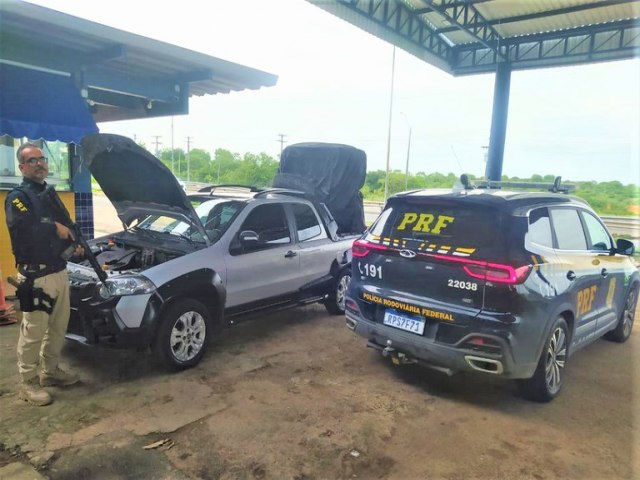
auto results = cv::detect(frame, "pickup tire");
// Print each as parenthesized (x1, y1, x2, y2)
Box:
(153, 298, 213, 370)
(325, 268, 351, 315)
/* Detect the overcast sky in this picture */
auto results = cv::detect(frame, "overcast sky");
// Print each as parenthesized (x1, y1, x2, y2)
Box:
(29, 0, 640, 184)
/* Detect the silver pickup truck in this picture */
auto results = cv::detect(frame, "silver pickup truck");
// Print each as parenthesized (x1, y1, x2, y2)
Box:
(67, 134, 360, 369)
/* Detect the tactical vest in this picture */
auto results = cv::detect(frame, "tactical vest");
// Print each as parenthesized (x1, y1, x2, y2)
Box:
(6, 184, 69, 268)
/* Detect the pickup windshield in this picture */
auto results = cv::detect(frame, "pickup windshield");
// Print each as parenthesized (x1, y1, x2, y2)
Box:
(136, 199, 245, 243)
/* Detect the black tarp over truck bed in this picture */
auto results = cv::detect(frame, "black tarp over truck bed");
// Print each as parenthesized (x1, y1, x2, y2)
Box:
(273, 142, 367, 235)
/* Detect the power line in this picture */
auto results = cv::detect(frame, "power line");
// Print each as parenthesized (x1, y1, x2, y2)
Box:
(450, 145, 464, 175)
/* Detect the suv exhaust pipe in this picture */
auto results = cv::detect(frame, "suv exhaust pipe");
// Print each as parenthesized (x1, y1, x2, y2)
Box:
(465, 355, 504, 374)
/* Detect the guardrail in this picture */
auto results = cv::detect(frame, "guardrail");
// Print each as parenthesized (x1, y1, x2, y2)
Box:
(600, 216, 640, 238)
(185, 183, 638, 238)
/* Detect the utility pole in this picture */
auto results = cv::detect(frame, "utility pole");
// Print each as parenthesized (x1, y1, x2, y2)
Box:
(276, 133, 287, 158)
(217, 151, 222, 184)
(405, 127, 412, 190)
(384, 46, 396, 202)
(186, 136, 193, 182)
(400, 112, 412, 190)
(151, 136, 162, 158)
(170, 117, 175, 175)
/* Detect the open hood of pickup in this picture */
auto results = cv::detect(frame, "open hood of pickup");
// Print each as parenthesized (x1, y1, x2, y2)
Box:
(81, 133, 204, 231)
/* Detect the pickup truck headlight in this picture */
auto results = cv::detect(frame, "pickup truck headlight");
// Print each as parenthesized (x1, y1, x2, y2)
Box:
(98, 275, 156, 299)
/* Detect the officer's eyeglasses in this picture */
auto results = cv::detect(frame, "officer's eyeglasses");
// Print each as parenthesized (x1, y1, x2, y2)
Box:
(21, 156, 48, 166)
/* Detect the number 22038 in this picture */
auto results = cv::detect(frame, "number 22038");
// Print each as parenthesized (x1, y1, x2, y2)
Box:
(448, 279, 478, 291)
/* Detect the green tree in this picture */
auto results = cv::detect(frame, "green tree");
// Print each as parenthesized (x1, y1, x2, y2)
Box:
(152, 145, 640, 217)
(159, 148, 186, 177)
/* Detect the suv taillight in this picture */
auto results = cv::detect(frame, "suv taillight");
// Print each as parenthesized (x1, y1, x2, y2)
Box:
(430, 254, 531, 285)
(352, 239, 388, 258)
(464, 263, 531, 284)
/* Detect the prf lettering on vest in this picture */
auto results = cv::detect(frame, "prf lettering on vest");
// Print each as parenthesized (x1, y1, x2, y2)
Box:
(576, 285, 597, 317)
(11, 198, 28, 212)
(396, 212, 455, 234)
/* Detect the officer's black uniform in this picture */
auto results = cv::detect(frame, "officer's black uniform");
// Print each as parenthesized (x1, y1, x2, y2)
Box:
(7, 153, 81, 402)
(5, 177, 68, 274)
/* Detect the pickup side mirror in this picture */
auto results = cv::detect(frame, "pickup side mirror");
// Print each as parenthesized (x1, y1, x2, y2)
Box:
(239, 230, 259, 244)
(229, 230, 260, 256)
(616, 238, 635, 256)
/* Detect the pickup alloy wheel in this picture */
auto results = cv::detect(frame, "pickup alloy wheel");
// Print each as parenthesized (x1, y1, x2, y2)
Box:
(154, 298, 212, 369)
(325, 268, 351, 315)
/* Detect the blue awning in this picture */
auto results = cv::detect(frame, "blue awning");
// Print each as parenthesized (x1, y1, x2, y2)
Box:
(0, 63, 99, 143)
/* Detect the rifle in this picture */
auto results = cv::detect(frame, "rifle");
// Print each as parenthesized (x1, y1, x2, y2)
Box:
(43, 185, 108, 284)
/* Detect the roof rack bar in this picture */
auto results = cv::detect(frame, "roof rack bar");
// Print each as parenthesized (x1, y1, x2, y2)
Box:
(460, 175, 575, 193)
(253, 188, 307, 198)
(197, 184, 265, 194)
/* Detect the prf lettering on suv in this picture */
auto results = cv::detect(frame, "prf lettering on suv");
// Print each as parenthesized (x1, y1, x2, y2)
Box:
(345, 175, 638, 402)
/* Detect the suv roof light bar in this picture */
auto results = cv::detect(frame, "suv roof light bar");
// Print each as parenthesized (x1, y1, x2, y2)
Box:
(460, 174, 575, 193)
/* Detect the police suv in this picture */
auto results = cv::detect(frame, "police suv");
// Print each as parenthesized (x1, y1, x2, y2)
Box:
(345, 176, 638, 402)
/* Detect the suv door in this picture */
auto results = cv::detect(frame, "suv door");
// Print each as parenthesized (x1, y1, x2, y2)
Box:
(579, 209, 624, 336)
(225, 202, 300, 307)
(549, 207, 600, 348)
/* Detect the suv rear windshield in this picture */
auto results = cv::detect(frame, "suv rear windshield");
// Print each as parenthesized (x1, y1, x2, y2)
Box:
(365, 199, 506, 259)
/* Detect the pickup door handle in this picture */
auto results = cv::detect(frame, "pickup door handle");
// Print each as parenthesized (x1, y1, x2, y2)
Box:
(566, 270, 576, 281)
(284, 250, 298, 258)
(601, 268, 608, 277)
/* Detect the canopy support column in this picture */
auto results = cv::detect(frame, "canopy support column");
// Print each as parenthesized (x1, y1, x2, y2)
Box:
(485, 62, 512, 181)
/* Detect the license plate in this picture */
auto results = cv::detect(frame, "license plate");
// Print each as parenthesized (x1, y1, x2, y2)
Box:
(383, 309, 426, 335)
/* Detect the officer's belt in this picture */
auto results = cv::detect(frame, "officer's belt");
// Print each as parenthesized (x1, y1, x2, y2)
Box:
(18, 264, 61, 279)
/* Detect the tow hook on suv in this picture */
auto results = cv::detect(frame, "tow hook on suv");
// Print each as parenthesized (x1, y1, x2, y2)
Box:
(381, 340, 418, 365)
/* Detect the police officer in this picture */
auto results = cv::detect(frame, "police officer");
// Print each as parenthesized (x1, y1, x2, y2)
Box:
(4, 142, 83, 406)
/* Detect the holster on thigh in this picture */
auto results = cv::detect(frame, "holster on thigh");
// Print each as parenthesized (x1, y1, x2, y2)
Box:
(15, 271, 56, 314)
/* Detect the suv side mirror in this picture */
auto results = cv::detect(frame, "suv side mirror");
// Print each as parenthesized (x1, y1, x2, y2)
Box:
(616, 238, 635, 256)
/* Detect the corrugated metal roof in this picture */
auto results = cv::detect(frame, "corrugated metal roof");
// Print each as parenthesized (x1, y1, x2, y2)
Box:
(0, 0, 278, 121)
(310, 0, 640, 75)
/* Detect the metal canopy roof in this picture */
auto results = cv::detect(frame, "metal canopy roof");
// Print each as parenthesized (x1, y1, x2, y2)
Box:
(0, 1, 278, 122)
(310, 0, 640, 75)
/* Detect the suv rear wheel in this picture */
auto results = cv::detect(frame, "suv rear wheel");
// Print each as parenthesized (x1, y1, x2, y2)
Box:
(517, 317, 568, 402)
(154, 298, 212, 369)
(604, 285, 637, 343)
(325, 268, 351, 315)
